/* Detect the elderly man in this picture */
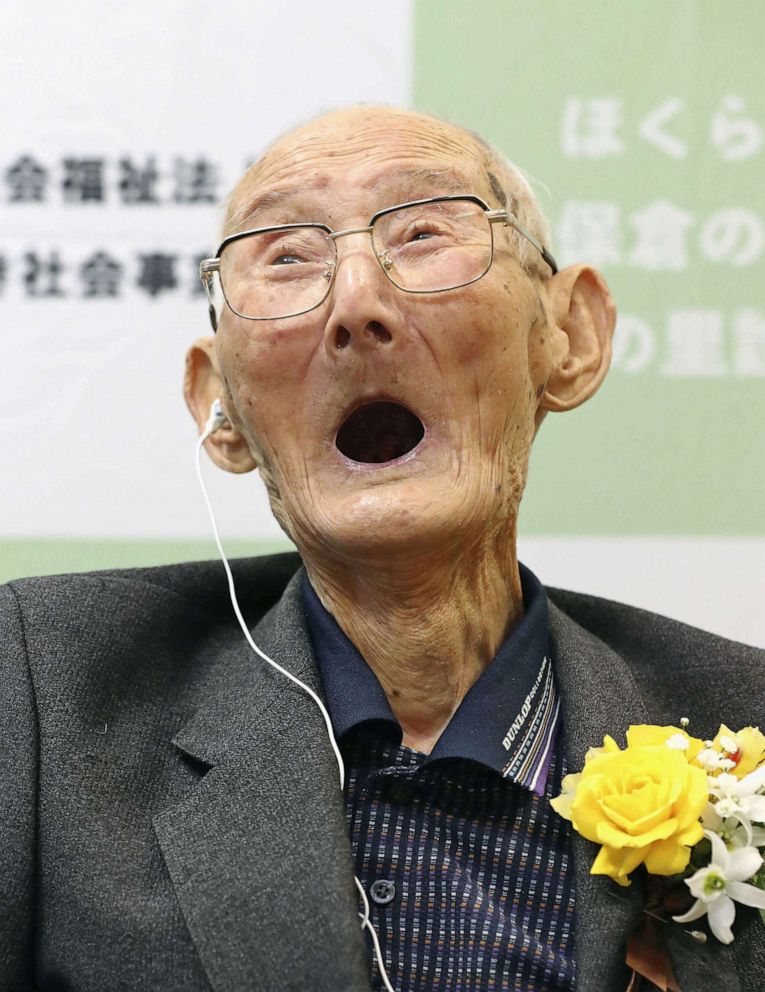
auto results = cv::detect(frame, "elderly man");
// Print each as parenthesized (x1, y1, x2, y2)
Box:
(2, 107, 763, 992)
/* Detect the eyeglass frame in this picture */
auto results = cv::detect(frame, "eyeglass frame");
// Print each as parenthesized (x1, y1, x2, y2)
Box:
(199, 194, 559, 329)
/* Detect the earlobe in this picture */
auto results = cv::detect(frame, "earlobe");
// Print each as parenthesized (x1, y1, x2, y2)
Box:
(183, 337, 258, 474)
(539, 265, 616, 413)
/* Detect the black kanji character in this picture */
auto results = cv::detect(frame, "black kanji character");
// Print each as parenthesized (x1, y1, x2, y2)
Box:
(5, 155, 48, 202)
(62, 158, 105, 203)
(136, 253, 178, 297)
(24, 252, 65, 297)
(81, 251, 123, 297)
(118, 157, 159, 204)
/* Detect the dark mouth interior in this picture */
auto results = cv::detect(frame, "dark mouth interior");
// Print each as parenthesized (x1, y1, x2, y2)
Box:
(336, 401, 425, 464)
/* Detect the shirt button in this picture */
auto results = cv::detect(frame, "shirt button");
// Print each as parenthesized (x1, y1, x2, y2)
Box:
(370, 879, 396, 905)
(387, 781, 410, 804)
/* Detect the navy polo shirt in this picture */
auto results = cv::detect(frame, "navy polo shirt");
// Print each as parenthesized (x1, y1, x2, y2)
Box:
(302, 564, 576, 991)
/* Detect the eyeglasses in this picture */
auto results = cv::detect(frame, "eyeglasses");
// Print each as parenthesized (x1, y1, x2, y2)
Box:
(199, 194, 558, 327)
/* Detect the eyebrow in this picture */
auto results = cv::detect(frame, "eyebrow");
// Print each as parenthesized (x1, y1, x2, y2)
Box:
(228, 189, 304, 232)
(367, 167, 475, 197)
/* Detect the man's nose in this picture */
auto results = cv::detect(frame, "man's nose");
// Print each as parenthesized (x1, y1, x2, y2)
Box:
(322, 232, 395, 353)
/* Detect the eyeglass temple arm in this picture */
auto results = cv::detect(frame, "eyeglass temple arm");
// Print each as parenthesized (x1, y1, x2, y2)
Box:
(198, 259, 221, 331)
(487, 209, 558, 275)
(200, 258, 220, 277)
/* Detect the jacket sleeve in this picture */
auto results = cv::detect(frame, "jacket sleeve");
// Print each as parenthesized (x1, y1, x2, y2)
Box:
(0, 584, 37, 990)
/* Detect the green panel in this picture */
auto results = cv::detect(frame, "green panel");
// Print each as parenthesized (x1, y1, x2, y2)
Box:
(0, 538, 294, 584)
(414, 0, 765, 534)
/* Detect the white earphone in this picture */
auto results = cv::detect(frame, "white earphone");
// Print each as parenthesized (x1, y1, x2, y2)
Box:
(201, 398, 229, 441)
(196, 400, 397, 992)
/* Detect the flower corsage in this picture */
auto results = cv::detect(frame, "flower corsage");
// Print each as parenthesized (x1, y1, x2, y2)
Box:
(552, 721, 765, 984)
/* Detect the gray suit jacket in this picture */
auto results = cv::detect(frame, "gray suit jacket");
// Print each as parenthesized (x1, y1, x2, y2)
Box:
(1, 553, 763, 992)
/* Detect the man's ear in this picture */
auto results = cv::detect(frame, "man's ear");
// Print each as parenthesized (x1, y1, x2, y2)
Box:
(183, 337, 257, 473)
(540, 265, 616, 412)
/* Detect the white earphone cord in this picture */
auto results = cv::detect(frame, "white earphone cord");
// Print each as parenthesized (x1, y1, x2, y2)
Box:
(196, 427, 397, 992)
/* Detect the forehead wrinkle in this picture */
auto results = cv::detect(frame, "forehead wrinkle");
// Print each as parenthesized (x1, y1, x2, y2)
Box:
(225, 113, 494, 235)
(269, 118, 484, 171)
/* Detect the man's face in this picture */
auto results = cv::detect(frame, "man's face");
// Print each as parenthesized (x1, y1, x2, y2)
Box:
(213, 108, 557, 560)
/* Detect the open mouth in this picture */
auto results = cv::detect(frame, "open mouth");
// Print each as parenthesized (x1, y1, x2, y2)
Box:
(335, 401, 425, 464)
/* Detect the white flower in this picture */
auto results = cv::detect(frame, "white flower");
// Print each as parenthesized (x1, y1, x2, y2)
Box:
(697, 747, 724, 772)
(751, 825, 765, 847)
(701, 801, 725, 833)
(716, 798, 739, 818)
(730, 822, 765, 849)
(719, 734, 739, 754)
(674, 831, 765, 944)
(702, 801, 765, 849)
(709, 766, 765, 835)
(666, 733, 690, 751)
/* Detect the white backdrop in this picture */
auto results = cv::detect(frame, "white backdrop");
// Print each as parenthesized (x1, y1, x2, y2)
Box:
(1, 0, 413, 541)
(2, 1, 763, 647)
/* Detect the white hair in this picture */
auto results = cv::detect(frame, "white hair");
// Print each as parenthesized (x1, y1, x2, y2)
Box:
(462, 125, 553, 278)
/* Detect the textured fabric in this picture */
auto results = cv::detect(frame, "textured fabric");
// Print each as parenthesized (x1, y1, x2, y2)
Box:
(0, 552, 762, 992)
(302, 565, 574, 990)
(344, 733, 574, 991)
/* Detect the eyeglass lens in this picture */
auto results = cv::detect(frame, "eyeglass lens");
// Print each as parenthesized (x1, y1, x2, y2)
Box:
(217, 199, 494, 320)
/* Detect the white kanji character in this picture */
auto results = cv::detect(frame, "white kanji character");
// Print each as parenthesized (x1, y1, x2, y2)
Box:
(661, 310, 726, 377)
(710, 96, 763, 161)
(561, 98, 624, 158)
(628, 200, 694, 270)
(556, 201, 621, 267)
(612, 314, 655, 373)
(733, 309, 765, 376)
(700, 209, 764, 266)
(639, 98, 686, 159)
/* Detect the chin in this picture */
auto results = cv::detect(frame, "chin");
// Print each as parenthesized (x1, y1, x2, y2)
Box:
(284, 474, 489, 563)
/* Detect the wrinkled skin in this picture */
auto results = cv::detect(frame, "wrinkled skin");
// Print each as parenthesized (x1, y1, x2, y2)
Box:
(185, 107, 615, 751)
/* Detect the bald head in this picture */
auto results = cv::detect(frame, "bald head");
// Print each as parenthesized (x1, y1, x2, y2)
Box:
(223, 105, 552, 276)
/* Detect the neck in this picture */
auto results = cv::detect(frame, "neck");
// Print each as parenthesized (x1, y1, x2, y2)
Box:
(305, 529, 524, 754)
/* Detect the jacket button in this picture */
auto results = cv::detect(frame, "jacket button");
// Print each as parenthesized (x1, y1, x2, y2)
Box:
(370, 879, 396, 905)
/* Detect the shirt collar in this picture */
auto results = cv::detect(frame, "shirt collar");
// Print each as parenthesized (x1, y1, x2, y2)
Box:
(300, 564, 559, 796)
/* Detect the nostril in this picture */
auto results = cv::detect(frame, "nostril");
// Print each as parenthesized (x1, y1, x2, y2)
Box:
(335, 327, 351, 349)
(367, 321, 392, 344)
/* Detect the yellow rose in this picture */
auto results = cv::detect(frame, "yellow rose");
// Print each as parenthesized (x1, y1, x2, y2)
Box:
(550, 772, 582, 821)
(564, 734, 708, 887)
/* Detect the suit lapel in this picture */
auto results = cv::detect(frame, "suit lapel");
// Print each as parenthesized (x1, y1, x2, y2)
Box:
(153, 571, 371, 992)
(549, 601, 740, 992)
(549, 601, 647, 992)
